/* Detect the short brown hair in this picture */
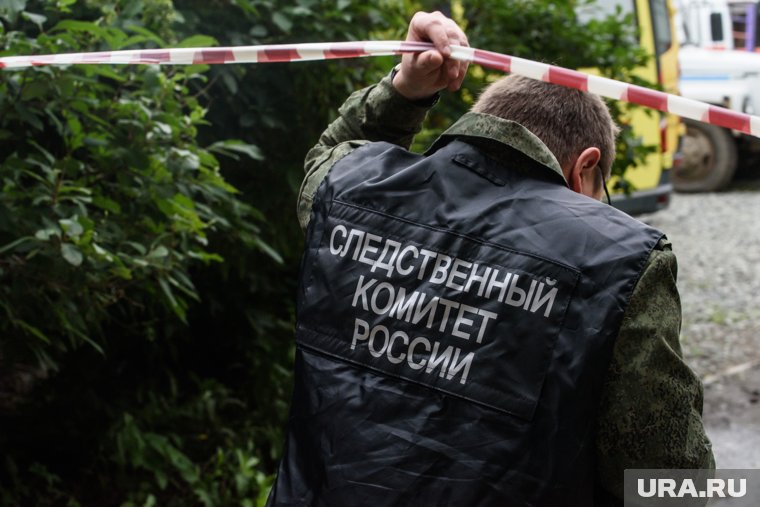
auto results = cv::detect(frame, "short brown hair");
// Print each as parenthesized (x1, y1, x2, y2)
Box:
(472, 75, 619, 175)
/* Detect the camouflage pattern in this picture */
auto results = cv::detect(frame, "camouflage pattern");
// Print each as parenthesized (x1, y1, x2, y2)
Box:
(299, 75, 714, 500)
(300, 75, 428, 230)
(427, 111, 565, 179)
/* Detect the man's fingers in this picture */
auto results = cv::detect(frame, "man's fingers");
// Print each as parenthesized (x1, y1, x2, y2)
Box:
(444, 24, 467, 50)
(444, 59, 458, 81)
(409, 12, 452, 56)
(450, 30, 470, 91)
(415, 50, 444, 71)
(397, 11, 469, 98)
(407, 11, 470, 64)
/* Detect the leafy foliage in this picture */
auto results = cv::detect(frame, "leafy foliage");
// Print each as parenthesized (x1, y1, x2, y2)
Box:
(0, 1, 281, 505)
(0, 0, 656, 505)
(0, 0, 271, 358)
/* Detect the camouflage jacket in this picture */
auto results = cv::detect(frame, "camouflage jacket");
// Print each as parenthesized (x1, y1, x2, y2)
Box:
(298, 74, 715, 500)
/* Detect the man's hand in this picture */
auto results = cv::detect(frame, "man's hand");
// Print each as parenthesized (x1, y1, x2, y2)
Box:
(392, 11, 469, 101)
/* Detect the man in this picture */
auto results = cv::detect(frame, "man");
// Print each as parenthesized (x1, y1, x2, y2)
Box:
(268, 11, 714, 506)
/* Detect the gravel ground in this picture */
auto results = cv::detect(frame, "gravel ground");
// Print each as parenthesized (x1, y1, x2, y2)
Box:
(639, 175, 760, 470)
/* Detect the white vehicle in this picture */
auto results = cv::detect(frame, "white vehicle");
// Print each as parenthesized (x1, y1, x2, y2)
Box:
(674, 0, 760, 190)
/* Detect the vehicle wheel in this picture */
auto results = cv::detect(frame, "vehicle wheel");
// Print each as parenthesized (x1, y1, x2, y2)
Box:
(673, 119, 737, 192)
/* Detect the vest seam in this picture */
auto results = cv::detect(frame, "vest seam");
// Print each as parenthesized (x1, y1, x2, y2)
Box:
(294, 333, 536, 420)
(583, 231, 665, 352)
(616, 232, 666, 332)
(294, 322, 540, 411)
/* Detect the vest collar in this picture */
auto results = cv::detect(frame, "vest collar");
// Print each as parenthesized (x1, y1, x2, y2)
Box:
(426, 112, 568, 187)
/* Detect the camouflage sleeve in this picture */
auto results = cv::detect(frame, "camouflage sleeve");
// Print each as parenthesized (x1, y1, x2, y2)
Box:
(596, 239, 715, 498)
(298, 73, 432, 231)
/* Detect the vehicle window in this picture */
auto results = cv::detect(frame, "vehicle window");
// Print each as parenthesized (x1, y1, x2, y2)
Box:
(650, 0, 673, 56)
(728, 1, 759, 50)
(710, 12, 724, 41)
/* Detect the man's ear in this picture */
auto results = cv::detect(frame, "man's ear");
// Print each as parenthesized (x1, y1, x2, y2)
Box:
(567, 147, 602, 196)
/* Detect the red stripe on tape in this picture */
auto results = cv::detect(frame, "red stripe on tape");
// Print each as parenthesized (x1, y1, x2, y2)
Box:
(139, 51, 170, 63)
(397, 41, 436, 54)
(707, 107, 751, 133)
(627, 86, 668, 111)
(547, 67, 588, 92)
(81, 52, 106, 62)
(325, 46, 368, 59)
(194, 49, 235, 64)
(30, 55, 57, 66)
(473, 49, 511, 72)
(0, 62, 4, 69)
(259, 48, 300, 62)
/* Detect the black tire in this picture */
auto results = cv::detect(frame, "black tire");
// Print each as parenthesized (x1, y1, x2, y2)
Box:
(673, 119, 737, 192)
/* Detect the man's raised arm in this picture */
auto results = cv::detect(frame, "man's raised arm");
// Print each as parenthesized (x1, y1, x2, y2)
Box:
(298, 11, 469, 230)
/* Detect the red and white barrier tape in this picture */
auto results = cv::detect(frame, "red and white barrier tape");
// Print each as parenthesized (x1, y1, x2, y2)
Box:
(2, 40, 759, 138)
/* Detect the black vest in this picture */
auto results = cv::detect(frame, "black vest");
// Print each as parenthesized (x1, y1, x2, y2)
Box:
(269, 139, 664, 506)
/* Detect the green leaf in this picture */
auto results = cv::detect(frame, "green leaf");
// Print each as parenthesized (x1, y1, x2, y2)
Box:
(147, 246, 169, 259)
(0, 0, 26, 23)
(154, 122, 172, 136)
(159, 277, 186, 321)
(208, 140, 264, 161)
(222, 72, 239, 95)
(59, 217, 84, 237)
(167, 275, 199, 301)
(14, 103, 43, 131)
(0, 236, 33, 254)
(56, 0, 76, 11)
(61, 243, 83, 266)
(271, 12, 292, 33)
(35, 227, 60, 241)
(249, 25, 267, 38)
(21, 11, 46, 30)
(14, 319, 50, 344)
(172, 193, 195, 210)
(93, 195, 122, 214)
(174, 35, 218, 48)
(253, 237, 283, 265)
(170, 149, 201, 171)
(188, 250, 223, 263)
(90, 65, 128, 82)
(155, 468, 168, 489)
(70, 327, 105, 355)
(92, 243, 114, 262)
(21, 80, 49, 101)
(125, 25, 166, 47)
(113, 266, 133, 280)
(52, 19, 107, 38)
(125, 242, 147, 255)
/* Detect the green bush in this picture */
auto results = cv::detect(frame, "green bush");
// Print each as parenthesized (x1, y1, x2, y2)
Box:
(0, 1, 281, 505)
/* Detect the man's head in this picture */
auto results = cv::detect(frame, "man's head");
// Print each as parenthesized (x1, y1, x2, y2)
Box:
(472, 75, 619, 200)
